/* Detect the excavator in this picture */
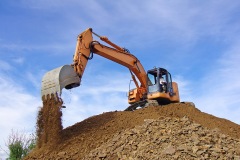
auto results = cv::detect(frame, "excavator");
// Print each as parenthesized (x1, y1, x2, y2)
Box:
(41, 28, 180, 111)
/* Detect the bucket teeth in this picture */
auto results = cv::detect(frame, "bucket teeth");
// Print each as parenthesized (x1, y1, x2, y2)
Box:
(41, 65, 80, 99)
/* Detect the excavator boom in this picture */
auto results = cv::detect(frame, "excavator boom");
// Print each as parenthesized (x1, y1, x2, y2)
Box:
(41, 28, 147, 100)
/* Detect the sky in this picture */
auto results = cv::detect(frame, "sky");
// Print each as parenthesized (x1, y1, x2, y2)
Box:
(0, 0, 240, 158)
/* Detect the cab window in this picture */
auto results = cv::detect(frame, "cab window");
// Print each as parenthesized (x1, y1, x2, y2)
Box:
(147, 72, 156, 85)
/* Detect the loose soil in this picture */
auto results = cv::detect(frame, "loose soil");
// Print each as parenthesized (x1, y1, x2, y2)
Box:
(84, 117, 240, 159)
(25, 100, 240, 159)
(36, 95, 63, 149)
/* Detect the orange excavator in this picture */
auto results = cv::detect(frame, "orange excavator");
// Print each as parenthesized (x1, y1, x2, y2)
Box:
(41, 28, 180, 110)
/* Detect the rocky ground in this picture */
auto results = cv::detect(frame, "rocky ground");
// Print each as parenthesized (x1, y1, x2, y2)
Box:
(25, 101, 240, 160)
(84, 117, 240, 159)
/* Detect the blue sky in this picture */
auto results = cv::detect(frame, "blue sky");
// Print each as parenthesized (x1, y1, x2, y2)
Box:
(1, 0, 240, 158)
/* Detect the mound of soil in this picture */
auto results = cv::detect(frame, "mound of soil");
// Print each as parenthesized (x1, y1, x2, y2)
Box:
(84, 117, 240, 159)
(25, 101, 240, 159)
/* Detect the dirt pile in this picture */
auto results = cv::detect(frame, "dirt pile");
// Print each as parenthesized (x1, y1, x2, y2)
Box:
(25, 103, 240, 159)
(84, 117, 240, 159)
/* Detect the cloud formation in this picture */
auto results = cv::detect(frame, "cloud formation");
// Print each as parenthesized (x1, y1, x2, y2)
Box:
(0, 71, 41, 158)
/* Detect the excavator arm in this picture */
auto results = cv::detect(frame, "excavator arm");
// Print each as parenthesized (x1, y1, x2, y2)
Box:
(41, 28, 147, 101)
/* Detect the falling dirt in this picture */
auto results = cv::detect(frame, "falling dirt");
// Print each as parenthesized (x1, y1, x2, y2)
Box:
(36, 94, 63, 149)
(25, 102, 240, 159)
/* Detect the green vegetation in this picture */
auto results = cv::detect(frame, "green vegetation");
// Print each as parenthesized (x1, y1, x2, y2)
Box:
(6, 130, 36, 160)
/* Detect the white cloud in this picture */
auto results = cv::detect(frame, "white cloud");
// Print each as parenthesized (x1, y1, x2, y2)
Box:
(102, 0, 240, 47)
(191, 41, 240, 124)
(25, 72, 42, 90)
(0, 42, 73, 54)
(174, 75, 193, 102)
(0, 73, 41, 159)
(61, 71, 130, 128)
(12, 57, 25, 65)
(0, 60, 12, 71)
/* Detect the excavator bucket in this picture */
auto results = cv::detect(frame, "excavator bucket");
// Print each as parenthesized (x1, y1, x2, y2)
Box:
(41, 65, 80, 99)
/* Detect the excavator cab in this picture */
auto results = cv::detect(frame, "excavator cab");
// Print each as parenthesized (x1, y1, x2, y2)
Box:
(147, 68, 180, 104)
(126, 67, 180, 111)
(147, 68, 173, 94)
